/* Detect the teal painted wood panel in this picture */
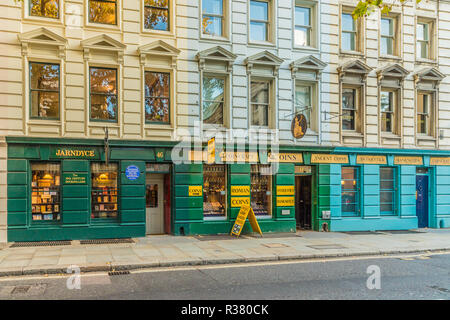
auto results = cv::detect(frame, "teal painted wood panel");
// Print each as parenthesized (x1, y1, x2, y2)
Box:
(63, 198, 88, 211)
(175, 164, 203, 173)
(121, 198, 145, 210)
(8, 212, 27, 226)
(8, 199, 27, 212)
(7, 160, 27, 172)
(62, 211, 89, 224)
(7, 185, 27, 199)
(229, 174, 251, 185)
(120, 210, 145, 223)
(121, 185, 145, 197)
(229, 164, 250, 173)
(174, 173, 203, 185)
(7, 172, 27, 185)
(112, 148, 155, 161)
(175, 197, 203, 209)
(63, 185, 88, 198)
(62, 160, 89, 172)
(276, 175, 294, 185)
(8, 145, 40, 159)
(174, 208, 203, 221)
(276, 163, 295, 174)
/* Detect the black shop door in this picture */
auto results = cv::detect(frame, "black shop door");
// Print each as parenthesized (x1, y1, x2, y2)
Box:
(295, 175, 312, 230)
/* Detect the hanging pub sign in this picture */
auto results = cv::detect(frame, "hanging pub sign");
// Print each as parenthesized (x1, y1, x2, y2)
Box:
(291, 114, 307, 139)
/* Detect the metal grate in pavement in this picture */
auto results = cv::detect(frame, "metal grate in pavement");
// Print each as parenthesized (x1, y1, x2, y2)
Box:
(342, 231, 382, 235)
(108, 270, 130, 276)
(80, 238, 135, 245)
(248, 233, 301, 238)
(194, 235, 240, 241)
(11, 285, 31, 294)
(307, 244, 346, 250)
(10, 241, 72, 248)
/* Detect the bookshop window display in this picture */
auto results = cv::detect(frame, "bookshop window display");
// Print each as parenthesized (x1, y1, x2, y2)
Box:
(203, 164, 226, 219)
(251, 164, 272, 217)
(91, 163, 118, 219)
(31, 163, 61, 221)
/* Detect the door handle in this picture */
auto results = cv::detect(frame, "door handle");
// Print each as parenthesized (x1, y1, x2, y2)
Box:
(415, 191, 418, 200)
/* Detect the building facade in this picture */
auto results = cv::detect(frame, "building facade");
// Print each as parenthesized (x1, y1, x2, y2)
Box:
(0, 0, 449, 242)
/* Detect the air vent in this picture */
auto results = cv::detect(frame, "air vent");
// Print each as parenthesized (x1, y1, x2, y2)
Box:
(10, 241, 71, 248)
(80, 239, 134, 245)
(108, 270, 130, 276)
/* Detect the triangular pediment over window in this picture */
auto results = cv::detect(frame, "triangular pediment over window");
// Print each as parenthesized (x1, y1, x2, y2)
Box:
(197, 46, 237, 63)
(18, 27, 67, 46)
(338, 59, 372, 78)
(245, 50, 283, 67)
(377, 63, 409, 79)
(139, 40, 180, 57)
(414, 67, 445, 82)
(291, 55, 327, 72)
(81, 34, 126, 51)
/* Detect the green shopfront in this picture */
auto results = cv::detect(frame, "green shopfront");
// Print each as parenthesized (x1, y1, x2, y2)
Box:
(6, 137, 450, 242)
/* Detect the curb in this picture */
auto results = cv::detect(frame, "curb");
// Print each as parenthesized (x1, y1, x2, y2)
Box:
(0, 247, 449, 278)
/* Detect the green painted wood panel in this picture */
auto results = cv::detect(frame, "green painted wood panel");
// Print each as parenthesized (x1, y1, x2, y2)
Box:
(62, 211, 89, 225)
(62, 160, 89, 172)
(120, 210, 145, 223)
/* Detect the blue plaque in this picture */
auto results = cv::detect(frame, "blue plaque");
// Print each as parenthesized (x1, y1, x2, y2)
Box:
(125, 165, 140, 181)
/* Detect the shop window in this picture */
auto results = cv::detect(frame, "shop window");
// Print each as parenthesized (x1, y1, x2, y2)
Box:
(30, 62, 60, 120)
(380, 90, 396, 133)
(91, 163, 118, 219)
(202, 76, 225, 125)
(294, 5, 311, 47)
(145, 71, 170, 123)
(89, 0, 117, 25)
(202, 0, 224, 37)
(250, 0, 270, 42)
(341, 166, 359, 216)
(90, 67, 118, 122)
(251, 80, 270, 127)
(144, 0, 169, 31)
(31, 163, 61, 221)
(380, 167, 396, 215)
(203, 164, 226, 219)
(251, 164, 272, 217)
(30, 0, 59, 19)
(417, 92, 432, 135)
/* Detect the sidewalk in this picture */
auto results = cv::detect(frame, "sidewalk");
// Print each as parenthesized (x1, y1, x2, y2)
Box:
(0, 229, 449, 277)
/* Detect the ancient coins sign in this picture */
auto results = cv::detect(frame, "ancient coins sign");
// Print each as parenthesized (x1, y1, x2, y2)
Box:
(189, 186, 203, 197)
(231, 186, 250, 196)
(311, 154, 349, 164)
(356, 155, 387, 165)
(291, 114, 307, 139)
(230, 205, 262, 237)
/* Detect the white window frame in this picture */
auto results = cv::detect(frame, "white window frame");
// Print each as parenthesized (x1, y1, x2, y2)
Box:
(141, 0, 175, 37)
(340, 6, 365, 56)
(248, 0, 276, 45)
(200, 0, 230, 41)
(293, 0, 318, 50)
(24, 0, 64, 25)
(249, 77, 274, 129)
(85, 0, 122, 31)
(416, 18, 436, 62)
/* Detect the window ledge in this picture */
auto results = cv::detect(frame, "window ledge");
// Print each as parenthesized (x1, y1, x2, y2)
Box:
(200, 36, 230, 44)
(248, 41, 276, 48)
(293, 45, 319, 53)
(379, 55, 402, 61)
(415, 58, 438, 65)
(416, 135, 436, 141)
(145, 123, 173, 130)
(89, 122, 119, 127)
(28, 120, 61, 125)
(85, 23, 121, 33)
(342, 131, 363, 137)
(141, 29, 175, 38)
(339, 50, 365, 58)
(381, 132, 401, 140)
(23, 16, 63, 26)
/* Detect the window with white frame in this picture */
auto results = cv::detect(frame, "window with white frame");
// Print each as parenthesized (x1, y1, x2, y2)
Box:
(202, 76, 225, 125)
(144, 0, 170, 31)
(417, 92, 433, 136)
(202, 0, 224, 37)
(145, 71, 170, 124)
(342, 87, 360, 131)
(250, 0, 270, 42)
(295, 84, 312, 129)
(380, 90, 396, 133)
(417, 20, 433, 60)
(381, 17, 395, 56)
(294, 5, 311, 47)
(30, 0, 60, 19)
(251, 80, 270, 127)
(341, 12, 357, 52)
(88, 0, 117, 25)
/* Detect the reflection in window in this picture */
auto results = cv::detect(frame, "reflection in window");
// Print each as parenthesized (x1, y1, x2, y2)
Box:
(90, 67, 118, 121)
(30, 0, 59, 19)
(417, 92, 431, 135)
(251, 81, 269, 127)
(250, 0, 269, 41)
(342, 88, 357, 131)
(31, 163, 61, 221)
(30, 62, 60, 119)
(251, 164, 272, 217)
(203, 77, 224, 125)
(144, 0, 169, 31)
(145, 71, 170, 123)
(342, 13, 356, 51)
(294, 6, 311, 46)
(91, 163, 118, 219)
(380, 167, 396, 215)
(381, 18, 394, 55)
(203, 165, 226, 219)
(381, 91, 395, 133)
(295, 85, 311, 128)
(146, 184, 158, 208)
(341, 167, 359, 216)
(202, 0, 223, 36)
(89, 0, 117, 25)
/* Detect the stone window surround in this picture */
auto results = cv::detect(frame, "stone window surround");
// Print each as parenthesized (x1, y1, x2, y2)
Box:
(379, 11, 403, 60)
(141, 0, 175, 38)
(339, 5, 366, 57)
(23, 0, 64, 25)
(415, 16, 437, 64)
(248, 0, 277, 47)
(199, 0, 231, 42)
(293, 0, 319, 51)
(85, 0, 122, 32)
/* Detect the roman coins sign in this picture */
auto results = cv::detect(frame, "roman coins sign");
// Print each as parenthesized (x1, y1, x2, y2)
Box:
(230, 205, 262, 237)
(291, 114, 307, 139)
(231, 197, 250, 207)
(231, 186, 250, 196)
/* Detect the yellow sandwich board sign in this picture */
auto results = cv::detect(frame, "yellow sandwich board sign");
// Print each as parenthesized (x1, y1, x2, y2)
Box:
(207, 137, 215, 164)
(230, 205, 263, 237)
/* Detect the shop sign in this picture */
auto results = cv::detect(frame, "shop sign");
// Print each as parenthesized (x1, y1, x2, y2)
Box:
(231, 186, 250, 196)
(311, 154, 349, 164)
(188, 186, 203, 197)
(430, 157, 450, 166)
(394, 156, 423, 165)
(52, 147, 98, 159)
(231, 197, 250, 207)
(63, 173, 87, 184)
(125, 165, 140, 181)
(277, 196, 295, 207)
(207, 137, 215, 164)
(268, 153, 303, 163)
(356, 155, 387, 165)
(291, 114, 308, 139)
(220, 151, 259, 163)
(230, 205, 262, 237)
(155, 149, 165, 162)
(276, 186, 295, 196)
(295, 166, 312, 174)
